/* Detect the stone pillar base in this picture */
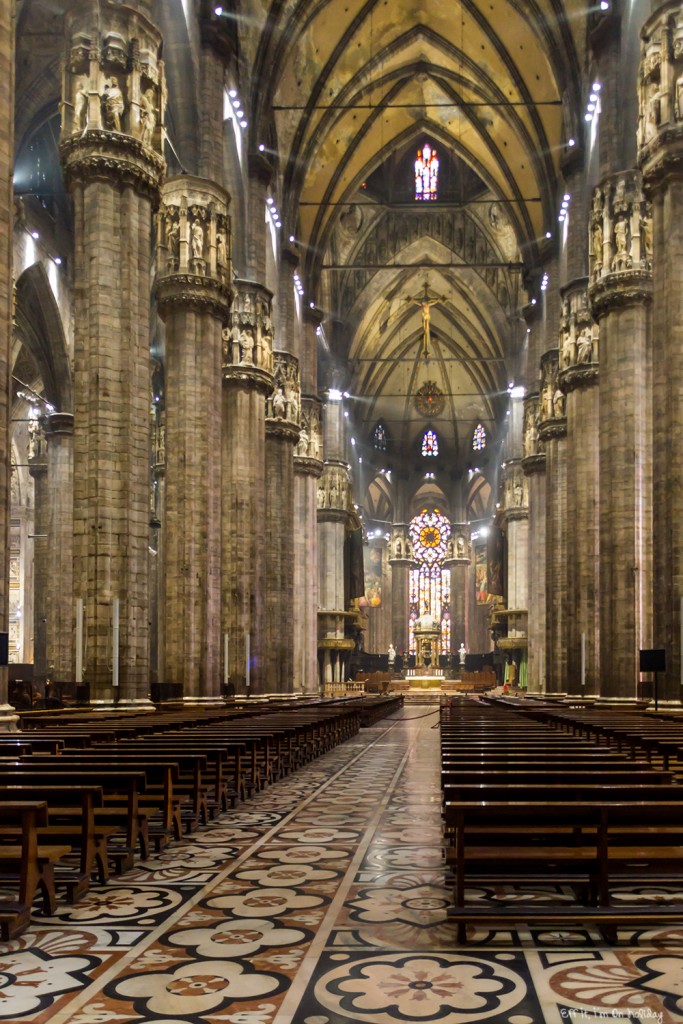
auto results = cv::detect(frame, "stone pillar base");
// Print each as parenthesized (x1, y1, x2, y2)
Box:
(181, 695, 226, 706)
(0, 707, 20, 731)
(90, 698, 156, 711)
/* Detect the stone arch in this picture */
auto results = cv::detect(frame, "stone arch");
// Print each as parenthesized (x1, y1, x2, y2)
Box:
(15, 262, 72, 412)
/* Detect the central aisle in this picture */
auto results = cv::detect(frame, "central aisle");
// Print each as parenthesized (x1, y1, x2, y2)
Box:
(3, 707, 681, 1024)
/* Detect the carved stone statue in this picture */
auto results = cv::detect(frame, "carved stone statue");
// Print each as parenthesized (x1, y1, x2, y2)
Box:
(577, 327, 593, 364)
(102, 77, 125, 131)
(239, 329, 254, 365)
(296, 425, 309, 456)
(286, 383, 300, 422)
(553, 387, 565, 418)
(216, 232, 227, 269)
(593, 221, 603, 262)
(73, 76, 88, 132)
(676, 70, 683, 119)
(644, 83, 661, 141)
(614, 217, 628, 256)
(166, 218, 179, 264)
(542, 385, 553, 421)
(191, 220, 204, 260)
(138, 88, 155, 146)
(272, 385, 286, 418)
(514, 477, 523, 506)
(641, 213, 653, 259)
(456, 535, 465, 557)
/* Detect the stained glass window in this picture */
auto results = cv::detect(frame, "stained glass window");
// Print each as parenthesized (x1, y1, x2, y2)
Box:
(373, 423, 387, 451)
(408, 508, 452, 654)
(415, 144, 439, 201)
(473, 423, 486, 451)
(421, 429, 439, 457)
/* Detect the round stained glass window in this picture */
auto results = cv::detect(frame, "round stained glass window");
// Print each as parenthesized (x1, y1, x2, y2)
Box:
(410, 508, 451, 565)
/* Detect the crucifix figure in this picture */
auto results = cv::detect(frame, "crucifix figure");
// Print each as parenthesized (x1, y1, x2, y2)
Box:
(407, 281, 446, 359)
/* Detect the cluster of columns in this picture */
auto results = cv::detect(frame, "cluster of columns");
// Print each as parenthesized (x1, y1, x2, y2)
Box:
(4, 0, 325, 705)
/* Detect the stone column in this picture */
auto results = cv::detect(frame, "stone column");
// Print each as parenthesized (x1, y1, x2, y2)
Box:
(589, 171, 652, 699)
(0, 0, 16, 728)
(444, 525, 470, 653)
(222, 282, 274, 694)
(28, 429, 48, 680)
(149, 404, 164, 686)
(639, 6, 683, 702)
(155, 176, 231, 700)
(317, 393, 354, 687)
(523, 394, 546, 692)
(388, 524, 412, 657)
(264, 352, 300, 693)
(559, 283, 600, 694)
(44, 413, 73, 681)
(59, 2, 166, 704)
(501, 460, 529, 651)
(539, 351, 568, 693)
(294, 396, 323, 692)
(293, 301, 323, 694)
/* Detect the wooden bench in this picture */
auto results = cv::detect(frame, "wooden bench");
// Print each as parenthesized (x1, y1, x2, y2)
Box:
(0, 784, 113, 900)
(444, 799, 683, 943)
(0, 767, 148, 872)
(0, 801, 72, 936)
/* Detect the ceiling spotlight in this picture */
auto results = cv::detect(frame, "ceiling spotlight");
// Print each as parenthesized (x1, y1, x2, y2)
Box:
(585, 113, 593, 122)
(275, 220, 282, 228)
(31, 230, 39, 239)
(592, 82, 601, 92)
(600, 1, 609, 9)
(267, 197, 274, 206)
(240, 120, 248, 128)
(228, 89, 237, 98)
(545, 231, 551, 239)
(589, 93, 598, 103)
(531, 298, 537, 305)
(53, 256, 62, 265)
(587, 103, 595, 112)
(289, 235, 295, 243)
(214, 5, 223, 14)
(563, 194, 571, 201)
(568, 137, 576, 147)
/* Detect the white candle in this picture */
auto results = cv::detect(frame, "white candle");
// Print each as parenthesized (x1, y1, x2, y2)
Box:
(75, 598, 83, 683)
(224, 632, 229, 687)
(580, 632, 586, 691)
(246, 632, 250, 692)
(112, 598, 120, 688)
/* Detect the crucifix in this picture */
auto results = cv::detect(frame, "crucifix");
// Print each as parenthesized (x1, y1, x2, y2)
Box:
(406, 281, 446, 360)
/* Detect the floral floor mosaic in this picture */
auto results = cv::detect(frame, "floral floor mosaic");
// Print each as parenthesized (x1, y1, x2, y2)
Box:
(1, 708, 682, 1024)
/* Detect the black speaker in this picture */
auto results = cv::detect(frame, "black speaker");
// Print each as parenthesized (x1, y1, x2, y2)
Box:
(640, 649, 666, 673)
(0, 632, 8, 666)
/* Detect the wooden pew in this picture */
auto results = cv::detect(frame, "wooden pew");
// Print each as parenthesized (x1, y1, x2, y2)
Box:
(0, 767, 148, 872)
(0, 801, 72, 935)
(444, 799, 683, 943)
(0, 784, 111, 900)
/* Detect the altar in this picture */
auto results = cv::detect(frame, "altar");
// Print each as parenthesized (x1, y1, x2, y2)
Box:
(413, 610, 442, 675)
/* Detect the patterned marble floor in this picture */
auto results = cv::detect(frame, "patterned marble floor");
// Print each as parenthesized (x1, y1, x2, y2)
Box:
(1, 708, 682, 1024)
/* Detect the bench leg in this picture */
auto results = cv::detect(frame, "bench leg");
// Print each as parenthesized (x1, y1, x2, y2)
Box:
(37, 863, 59, 915)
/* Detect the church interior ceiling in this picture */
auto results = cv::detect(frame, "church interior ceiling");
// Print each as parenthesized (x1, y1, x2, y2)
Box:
(13, 0, 584, 516)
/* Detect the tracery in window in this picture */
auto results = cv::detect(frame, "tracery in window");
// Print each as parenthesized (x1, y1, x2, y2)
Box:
(421, 428, 439, 457)
(408, 508, 451, 654)
(373, 422, 387, 451)
(415, 143, 439, 201)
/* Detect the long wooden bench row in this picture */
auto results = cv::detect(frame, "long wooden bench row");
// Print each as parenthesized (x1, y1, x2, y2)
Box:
(0, 697, 391, 939)
(439, 697, 683, 942)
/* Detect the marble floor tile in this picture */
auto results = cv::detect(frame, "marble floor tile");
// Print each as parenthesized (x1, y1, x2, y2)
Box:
(0, 711, 681, 1024)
